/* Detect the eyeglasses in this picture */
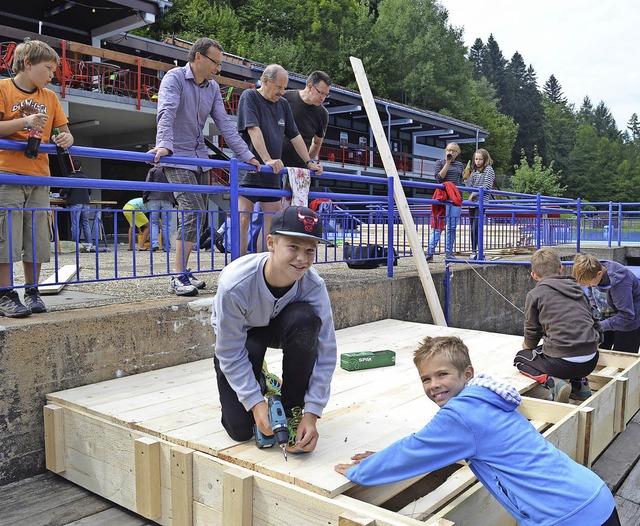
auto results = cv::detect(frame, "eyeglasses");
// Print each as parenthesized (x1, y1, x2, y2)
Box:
(312, 84, 330, 99)
(201, 53, 222, 69)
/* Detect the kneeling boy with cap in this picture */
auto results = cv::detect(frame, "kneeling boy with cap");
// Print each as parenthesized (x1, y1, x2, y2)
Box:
(212, 206, 337, 453)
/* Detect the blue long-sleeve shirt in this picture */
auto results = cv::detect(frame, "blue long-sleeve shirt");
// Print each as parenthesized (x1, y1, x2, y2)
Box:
(155, 64, 254, 170)
(346, 376, 615, 526)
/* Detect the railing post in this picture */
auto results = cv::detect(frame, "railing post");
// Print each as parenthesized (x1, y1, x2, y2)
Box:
(386, 177, 394, 277)
(136, 57, 142, 110)
(478, 188, 484, 260)
(536, 193, 542, 248)
(617, 202, 623, 246)
(229, 158, 240, 261)
(60, 40, 67, 99)
(576, 198, 581, 253)
(607, 201, 613, 247)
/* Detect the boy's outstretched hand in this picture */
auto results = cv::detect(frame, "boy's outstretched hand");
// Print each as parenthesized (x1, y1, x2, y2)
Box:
(334, 451, 376, 476)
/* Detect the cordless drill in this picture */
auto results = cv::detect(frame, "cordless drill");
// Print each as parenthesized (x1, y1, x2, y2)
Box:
(254, 394, 289, 461)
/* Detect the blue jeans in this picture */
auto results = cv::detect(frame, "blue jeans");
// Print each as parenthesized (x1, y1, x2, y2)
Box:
(69, 203, 92, 244)
(147, 199, 174, 251)
(427, 204, 461, 255)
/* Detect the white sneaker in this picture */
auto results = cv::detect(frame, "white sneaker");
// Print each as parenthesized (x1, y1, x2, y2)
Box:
(185, 269, 206, 289)
(168, 275, 198, 296)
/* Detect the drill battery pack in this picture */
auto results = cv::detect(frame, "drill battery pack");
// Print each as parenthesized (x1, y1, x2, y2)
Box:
(340, 350, 396, 371)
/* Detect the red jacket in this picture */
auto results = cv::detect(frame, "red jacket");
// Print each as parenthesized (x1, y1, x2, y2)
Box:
(430, 182, 462, 230)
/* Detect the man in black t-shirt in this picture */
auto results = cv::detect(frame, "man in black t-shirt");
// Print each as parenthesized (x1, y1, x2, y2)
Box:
(281, 71, 331, 169)
(237, 64, 323, 255)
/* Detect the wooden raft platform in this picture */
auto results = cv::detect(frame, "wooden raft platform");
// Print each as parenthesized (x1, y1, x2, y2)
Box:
(44, 320, 640, 526)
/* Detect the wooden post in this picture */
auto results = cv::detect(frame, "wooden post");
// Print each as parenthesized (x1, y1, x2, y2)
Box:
(223, 468, 253, 526)
(577, 407, 594, 467)
(44, 405, 65, 473)
(350, 56, 447, 326)
(171, 446, 194, 526)
(338, 511, 376, 526)
(614, 377, 628, 434)
(135, 437, 162, 520)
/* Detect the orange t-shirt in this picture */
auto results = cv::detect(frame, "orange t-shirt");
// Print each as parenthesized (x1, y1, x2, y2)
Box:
(0, 78, 68, 176)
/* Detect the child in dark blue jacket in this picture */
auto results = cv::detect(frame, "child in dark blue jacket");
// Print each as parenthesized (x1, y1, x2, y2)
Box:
(335, 336, 619, 526)
(573, 253, 640, 353)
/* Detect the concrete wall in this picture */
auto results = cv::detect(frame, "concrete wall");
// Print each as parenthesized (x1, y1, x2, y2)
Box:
(0, 246, 633, 485)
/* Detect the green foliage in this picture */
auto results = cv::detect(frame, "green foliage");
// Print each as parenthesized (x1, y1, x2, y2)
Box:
(509, 148, 566, 196)
(139, 0, 640, 204)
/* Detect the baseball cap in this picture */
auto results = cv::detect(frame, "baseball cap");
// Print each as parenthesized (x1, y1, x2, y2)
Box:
(269, 206, 328, 244)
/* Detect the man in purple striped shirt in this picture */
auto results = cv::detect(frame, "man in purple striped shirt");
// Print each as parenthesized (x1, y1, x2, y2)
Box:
(149, 38, 261, 296)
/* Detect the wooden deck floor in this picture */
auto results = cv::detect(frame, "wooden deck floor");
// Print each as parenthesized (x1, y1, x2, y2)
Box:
(4, 320, 640, 525)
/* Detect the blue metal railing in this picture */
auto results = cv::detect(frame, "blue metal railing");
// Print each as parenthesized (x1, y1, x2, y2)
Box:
(1, 138, 639, 290)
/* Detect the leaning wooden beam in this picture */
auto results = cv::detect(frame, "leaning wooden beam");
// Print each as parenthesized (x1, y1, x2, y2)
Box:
(350, 56, 446, 326)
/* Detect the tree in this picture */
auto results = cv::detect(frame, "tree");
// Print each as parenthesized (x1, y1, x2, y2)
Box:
(361, 0, 472, 115)
(627, 113, 640, 142)
(461, 77, 518, 175)
(542, 97, 577, 186)
(543, 75, 567, 104)
(592, 101, 621, 141)
(469, 38, 484, 80)
(509, 148, 565, 196)
(480, 34, 508, 105)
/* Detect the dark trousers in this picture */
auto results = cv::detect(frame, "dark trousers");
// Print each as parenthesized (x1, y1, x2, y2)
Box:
(214, 302, 321, 442)
(601, 327, 640, 354)
(601, 506, 621, 526)
(469, 207, 480, 252)
(514, 346, 599, 384)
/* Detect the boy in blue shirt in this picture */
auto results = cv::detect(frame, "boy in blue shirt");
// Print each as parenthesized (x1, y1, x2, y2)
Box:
(335, 336, 619, 526)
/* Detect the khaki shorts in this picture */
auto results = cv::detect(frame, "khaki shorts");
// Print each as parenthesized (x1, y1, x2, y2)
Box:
(0, 183, 52, 264)
(123, 205, 150, 228)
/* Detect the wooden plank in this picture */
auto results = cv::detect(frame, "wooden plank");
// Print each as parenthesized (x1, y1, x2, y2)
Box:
(350, 56, 446, 326)
(592, 417, 640, 492)
(39, 264, 78, 295)
(339, 511, 376, 525)
(63, 507, 155, 525)
(170, 446, 194, 526)
(343, 474, 427, 506)
(134, 438, 162, 520)
(0, 472, 112, 526)
(396, 466, 477, 521)
(437, 483, 516, 526)
(44, 404, 65, 473)
(222, 468, 253, 526)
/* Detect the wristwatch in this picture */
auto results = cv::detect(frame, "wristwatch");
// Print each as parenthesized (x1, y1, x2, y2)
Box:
(305, 159, 315, 166)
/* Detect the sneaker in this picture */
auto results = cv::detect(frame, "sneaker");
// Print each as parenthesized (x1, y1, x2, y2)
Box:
(261, 360, 282, 397)
(168, 275, 198, 297)
(548, 377, 571, 403)
(184, 269, 206, 290)
(285, 406, 307, 454)
(24, 287, 47, 313)
(425, 253, 434, 262)
(570, 378, 592, 401)
(0, 290, 32, 318)
(469, 253, 477, 260)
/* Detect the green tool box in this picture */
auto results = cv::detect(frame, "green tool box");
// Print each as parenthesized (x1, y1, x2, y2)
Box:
(340, 350, 396, 371)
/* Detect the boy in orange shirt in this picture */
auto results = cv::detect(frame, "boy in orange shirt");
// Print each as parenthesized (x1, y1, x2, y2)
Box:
(0, 39, 74, 316)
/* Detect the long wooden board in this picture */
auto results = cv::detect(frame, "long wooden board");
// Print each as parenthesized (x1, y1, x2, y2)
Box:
(350, 57, 446, 326)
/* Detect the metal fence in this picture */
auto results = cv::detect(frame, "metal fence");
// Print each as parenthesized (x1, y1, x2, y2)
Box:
(1, 139, 638, 290)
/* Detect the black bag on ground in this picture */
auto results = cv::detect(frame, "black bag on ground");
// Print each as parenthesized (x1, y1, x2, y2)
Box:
(343, 242, 398, 269)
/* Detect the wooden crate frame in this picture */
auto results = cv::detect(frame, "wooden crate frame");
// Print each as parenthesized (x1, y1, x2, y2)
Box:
(44, 396, 588, 526)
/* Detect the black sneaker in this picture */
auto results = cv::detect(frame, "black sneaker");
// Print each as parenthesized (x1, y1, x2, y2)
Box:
(0, 290, 32, 318)
(24, 287, 47, 313)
